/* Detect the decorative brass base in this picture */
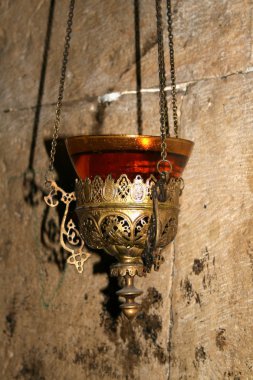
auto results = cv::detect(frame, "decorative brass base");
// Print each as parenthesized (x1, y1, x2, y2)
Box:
(110, 262, 145, 277)
(110, 262, 145, 319)
(116, 274, 143, 320)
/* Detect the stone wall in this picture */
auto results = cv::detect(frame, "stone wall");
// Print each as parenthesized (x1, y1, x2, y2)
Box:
(1, 1, 253, 379)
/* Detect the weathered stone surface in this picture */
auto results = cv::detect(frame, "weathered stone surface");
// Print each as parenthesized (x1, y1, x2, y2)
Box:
(0, 0, 157, 110)
(171, 73, 253, 379)
(117, 0, 253, 90)
(1, 1, 253, 379)
(2, 1, 252, 110)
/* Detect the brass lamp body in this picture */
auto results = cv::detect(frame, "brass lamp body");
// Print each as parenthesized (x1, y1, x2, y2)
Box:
(75, 174, 182, 319)
(45, 135, 193, 320)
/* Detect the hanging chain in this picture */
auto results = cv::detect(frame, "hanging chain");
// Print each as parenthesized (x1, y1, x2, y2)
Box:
(155, 0, 178, 168)
(44, 0, 178, 181)
(144, 0, 179, 272)
(166, 0, 178, 137)
(156, 0, 169, 164)
(45, 0, 75, 184)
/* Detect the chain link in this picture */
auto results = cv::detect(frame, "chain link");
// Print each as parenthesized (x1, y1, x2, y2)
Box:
(155, 0, 169, 162)
(166, 0, 178, 137)
(155, 0, 179, 163)
(45, 0, 75, 184)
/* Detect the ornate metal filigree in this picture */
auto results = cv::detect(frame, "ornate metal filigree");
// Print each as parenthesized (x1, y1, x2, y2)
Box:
(44, 181, 91, 273)
(44, 174, 183, 319)
(75, 174, 157, 205)
(75, 174, 183, 270)
(74, 173, 183, 319)
(110, 263, 145, 277)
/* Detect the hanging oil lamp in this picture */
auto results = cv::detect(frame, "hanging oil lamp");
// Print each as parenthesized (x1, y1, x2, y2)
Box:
(44, 0, 194, 320)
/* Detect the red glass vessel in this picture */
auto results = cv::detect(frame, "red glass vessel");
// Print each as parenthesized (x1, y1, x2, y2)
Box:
(66, 135, 194, 180)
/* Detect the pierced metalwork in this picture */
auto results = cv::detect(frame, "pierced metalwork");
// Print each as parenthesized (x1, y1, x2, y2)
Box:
(74, 173, 183, 317)
(43, 163, 187, 320)
(75, 174, 182, 265)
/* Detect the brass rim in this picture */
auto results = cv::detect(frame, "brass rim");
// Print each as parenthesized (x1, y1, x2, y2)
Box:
(65, 135, 194, 157)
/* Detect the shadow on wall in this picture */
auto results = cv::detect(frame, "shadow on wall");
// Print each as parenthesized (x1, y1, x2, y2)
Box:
(23, 0, 55, 207)
(21, 0, 70, 272)
(22, 0, 144, 319)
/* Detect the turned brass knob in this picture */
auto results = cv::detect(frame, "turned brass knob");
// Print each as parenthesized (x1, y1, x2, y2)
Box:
(116, 274, 143, 320)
